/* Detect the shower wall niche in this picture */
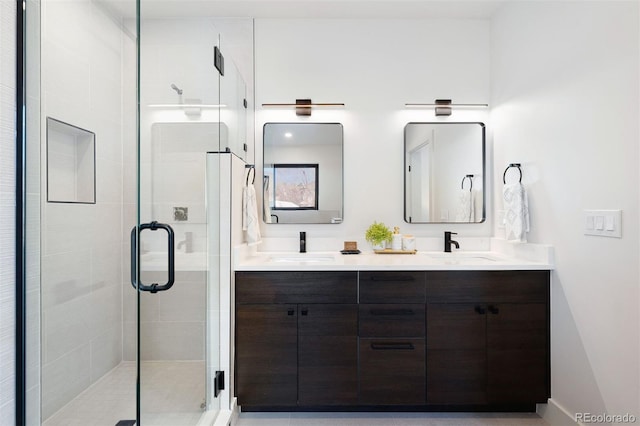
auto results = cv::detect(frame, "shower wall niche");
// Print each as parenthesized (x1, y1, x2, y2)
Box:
(46, 118, 95, 204)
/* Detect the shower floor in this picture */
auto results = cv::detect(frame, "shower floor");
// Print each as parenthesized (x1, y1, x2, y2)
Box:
(43, 361, 205, 426)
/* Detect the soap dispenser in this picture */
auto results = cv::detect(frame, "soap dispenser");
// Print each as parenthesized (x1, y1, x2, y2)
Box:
(391, 226, 402, 250)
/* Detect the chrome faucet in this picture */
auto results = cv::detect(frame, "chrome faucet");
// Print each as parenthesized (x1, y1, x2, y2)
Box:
(177, 231, 193, 253)
(444, 231, 460, 253)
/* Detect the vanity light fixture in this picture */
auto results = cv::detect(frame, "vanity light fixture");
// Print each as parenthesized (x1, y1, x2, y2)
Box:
(405, 99, 488, 116)
(261, 98, 345, 116)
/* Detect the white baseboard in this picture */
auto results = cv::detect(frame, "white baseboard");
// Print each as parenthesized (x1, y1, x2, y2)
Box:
(197, 409, 223, 426)
(229, 398, 239, 425)
(538, 399, 582, 426)
(199, 399, 238, 426)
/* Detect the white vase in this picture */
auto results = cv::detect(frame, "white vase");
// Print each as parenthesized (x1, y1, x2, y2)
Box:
(371, 241, 386, 250)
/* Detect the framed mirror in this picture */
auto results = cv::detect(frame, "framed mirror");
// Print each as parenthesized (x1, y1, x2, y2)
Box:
(263, 123, 343, 224)
(404, 122, 485, 223)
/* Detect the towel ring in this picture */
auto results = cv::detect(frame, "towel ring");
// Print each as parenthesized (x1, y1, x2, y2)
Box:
(503, 163, 522, 184)
(245, 165, 255, 186)
(461, 174, 474, 191)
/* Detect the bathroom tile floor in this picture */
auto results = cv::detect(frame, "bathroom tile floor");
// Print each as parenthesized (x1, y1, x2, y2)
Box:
(236, 412, 550, 426)
(43, 361, 205, 426)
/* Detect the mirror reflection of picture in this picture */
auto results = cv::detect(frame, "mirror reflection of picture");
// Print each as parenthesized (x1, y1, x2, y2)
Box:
(264, 164, 319, 210)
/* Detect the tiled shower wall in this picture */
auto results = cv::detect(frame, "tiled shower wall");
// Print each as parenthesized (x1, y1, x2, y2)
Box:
(40, 1, 134, 420)
(0, 1, 17, 424)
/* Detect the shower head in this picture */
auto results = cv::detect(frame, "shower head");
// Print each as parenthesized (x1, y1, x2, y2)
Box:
(170, 84, 183, 95)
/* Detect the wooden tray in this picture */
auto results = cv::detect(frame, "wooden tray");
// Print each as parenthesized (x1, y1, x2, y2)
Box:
(374, 249, 417, 255)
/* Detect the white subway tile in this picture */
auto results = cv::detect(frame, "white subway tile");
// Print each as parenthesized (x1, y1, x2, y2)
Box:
(90, 328, 122, 382)
(139, 321, 205, 361)
(41, 344, 91, 420)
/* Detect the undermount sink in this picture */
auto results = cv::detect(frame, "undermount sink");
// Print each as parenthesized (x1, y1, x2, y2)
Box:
(426, 253, 498, 262)
(268, 255, 335, 263)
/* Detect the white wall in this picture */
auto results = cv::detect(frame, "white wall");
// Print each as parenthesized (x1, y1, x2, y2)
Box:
(255, 18, 491, 246)
(491, 1, 639, 421)
(0, 2, 17, 424)
(40, 0, 131, 419)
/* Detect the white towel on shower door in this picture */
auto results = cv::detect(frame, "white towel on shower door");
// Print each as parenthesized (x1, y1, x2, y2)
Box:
(242, 184, 262, 245)
(503, 183, 530, 242)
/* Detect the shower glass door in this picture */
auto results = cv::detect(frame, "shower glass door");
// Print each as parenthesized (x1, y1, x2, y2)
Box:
(135, 2, 222, 424)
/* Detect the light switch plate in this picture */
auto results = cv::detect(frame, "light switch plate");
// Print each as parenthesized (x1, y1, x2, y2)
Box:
(583, 210, 622, 238)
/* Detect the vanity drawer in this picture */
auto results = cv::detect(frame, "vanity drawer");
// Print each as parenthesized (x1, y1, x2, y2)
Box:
(236, 271, 357, 304)
(359, 271, 426, 303)
(426, 271, 549, 303)
(359, 338, 426, 405)
(359, 304, 425, 338)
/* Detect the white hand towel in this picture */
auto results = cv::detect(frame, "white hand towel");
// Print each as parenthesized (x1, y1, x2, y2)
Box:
(455, 189, 475, 222)
(242, 184, 262, 245)
(503, 183, 530, 242)
(263, 182, 272, 224)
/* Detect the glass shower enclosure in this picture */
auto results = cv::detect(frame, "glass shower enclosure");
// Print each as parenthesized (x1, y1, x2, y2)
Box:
(33, 0, 247, 424)
(135, 13, 223, 425)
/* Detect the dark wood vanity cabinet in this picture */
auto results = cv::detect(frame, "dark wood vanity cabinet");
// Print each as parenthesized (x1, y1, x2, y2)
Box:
(426, 271, 550, 406)
(298, 304, 358, 405)
(358, 271, 426, 405)
(235, 304, 298, 406)
(235, 269, 550, 410)
(235, 271, 358, 408)
(426, 303, 487, 404)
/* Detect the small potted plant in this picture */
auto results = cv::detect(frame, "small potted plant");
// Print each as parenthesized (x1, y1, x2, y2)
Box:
(365, 221, 392, 250)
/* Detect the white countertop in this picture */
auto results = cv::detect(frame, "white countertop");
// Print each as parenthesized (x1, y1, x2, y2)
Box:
(235, 250, 553, 271)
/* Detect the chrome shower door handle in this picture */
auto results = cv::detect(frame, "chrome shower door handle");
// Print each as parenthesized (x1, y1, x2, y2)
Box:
(130, 221, 176, 293)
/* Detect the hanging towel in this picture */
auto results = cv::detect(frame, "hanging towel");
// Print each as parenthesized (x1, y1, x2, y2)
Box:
(455, 189, 475, 222)
(503, 183, 530, 242)
(263, 178, 272, 224)
(243, 184, 262, 245)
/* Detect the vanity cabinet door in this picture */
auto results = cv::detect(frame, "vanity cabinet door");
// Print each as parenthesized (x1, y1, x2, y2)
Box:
(426, 304, 487, 404)
(298, 304, 358, 405)
(236, 304, 298, 406)
(425, 269, 550, 408)
(486, 303, 548, 403)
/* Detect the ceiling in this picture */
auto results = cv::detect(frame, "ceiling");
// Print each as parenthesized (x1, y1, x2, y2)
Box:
(105, 0, 508, 19)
